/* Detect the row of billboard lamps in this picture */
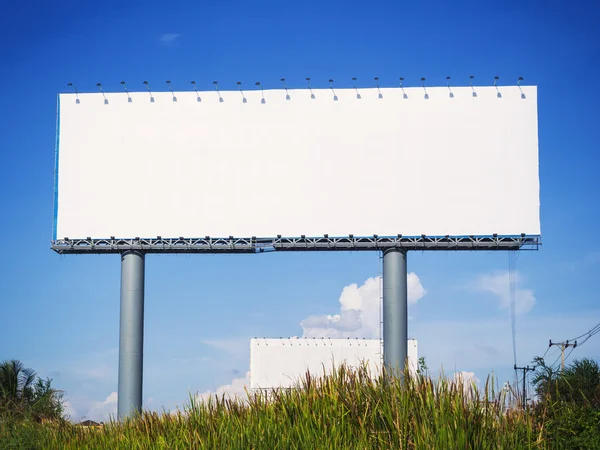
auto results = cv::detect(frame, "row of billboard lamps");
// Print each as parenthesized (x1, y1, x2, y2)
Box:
(63, 233, 527, 242)
(67, 76, 525, 94)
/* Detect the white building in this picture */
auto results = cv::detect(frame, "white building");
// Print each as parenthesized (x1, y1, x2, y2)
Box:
(250, 338, 418, 390)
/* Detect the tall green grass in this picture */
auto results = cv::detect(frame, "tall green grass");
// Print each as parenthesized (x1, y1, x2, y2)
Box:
(1, 365, 545, 449)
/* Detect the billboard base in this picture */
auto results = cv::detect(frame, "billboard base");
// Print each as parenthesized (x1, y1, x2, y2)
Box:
(117, 251, 145, 420)
(383, 249, 408, 375)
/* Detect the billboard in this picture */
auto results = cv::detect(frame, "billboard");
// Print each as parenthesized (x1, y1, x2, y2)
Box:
(54, 86, 539, 240)
(249, 338, 418, 389)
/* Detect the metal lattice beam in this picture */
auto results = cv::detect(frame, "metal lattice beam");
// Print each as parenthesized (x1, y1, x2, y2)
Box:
(51, 235, 540, 254)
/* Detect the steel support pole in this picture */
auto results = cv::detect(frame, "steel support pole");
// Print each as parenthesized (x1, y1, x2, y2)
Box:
(382, 249, 408, 375)
(117, 251, 145, 420)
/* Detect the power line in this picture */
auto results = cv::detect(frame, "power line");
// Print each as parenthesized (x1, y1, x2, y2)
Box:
(539, 345, 551, 362)
(563, 346, 576, 366)
(569, 321, 600, 342)
(549, 351, 562, 370)
(573, 324, 600, 347)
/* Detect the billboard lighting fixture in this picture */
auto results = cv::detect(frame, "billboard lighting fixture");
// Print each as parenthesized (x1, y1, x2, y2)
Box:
(67, 83, 80, 104)
(493, 233, 498, 238)
(237, 82, 247, 104)
(373, 234, 378, 239)
(445, 235, 449, 239)
(191, 81, 201, 102)
(399, 77, 408, 99)
(324, 233, 328, 238)
(470, 76, 477, 97)
(349, 234, 354, 239)
(64, 237, 69, 241)
(521, 233, 526, 237)
(281, 78, 291, 100)
(229, 235, 234, 240)
(518, 77, 526, 99)
(374, 77, 383, 99)
(494, 76, 502, 98)
(446, 76, 454, 98)
(179, 236, 184, 240)
(329, 79, 338, 101)
(277, 234, 282, 238)
(213, 81, 224, 103)
(421, 78, 429, 100)
(135, 236, 140, 241)
(397, 234, 402, 238)
(205, 236, 210, 240)
(96, 83, 109, 104)
(111, 236, 115, 240)
(301, 234, 306, 239)
(421, 234, 426, 238)
(166, 80, 177, 102)
(120, 81, 132, 102)
(157, 236, 161, 240)
(255, 82, 266, 104)
(352, 78, 361, 99)
(143, 81, 154, 103)
(306, 78, 315, 99)
(87, 236, 92, 240)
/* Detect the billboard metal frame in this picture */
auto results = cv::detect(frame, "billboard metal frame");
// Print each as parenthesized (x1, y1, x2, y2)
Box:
(51, 234, 539, 254)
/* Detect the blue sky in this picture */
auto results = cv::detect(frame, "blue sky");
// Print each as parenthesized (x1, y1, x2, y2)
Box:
(1, 0, 599, 420)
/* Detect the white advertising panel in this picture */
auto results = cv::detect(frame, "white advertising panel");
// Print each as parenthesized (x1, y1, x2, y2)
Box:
(55, 86, 539, 240)
(249, 338, 418, 389)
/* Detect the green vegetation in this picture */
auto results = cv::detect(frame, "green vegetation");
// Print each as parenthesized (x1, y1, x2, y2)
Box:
(531, 357, 600, 449)
(1, 358, 598, 449)
(0, 359, 64, 423)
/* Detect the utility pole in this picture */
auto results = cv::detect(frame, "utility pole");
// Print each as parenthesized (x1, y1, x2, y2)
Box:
(514, 364, 535, 410)
(549, 339, 577, 371)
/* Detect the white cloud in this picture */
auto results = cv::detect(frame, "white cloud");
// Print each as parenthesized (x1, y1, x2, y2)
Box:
(452, 371, 480, 397)
(62, 400, 77, 420)
(85, 392, 117, 422)
(300, 274, 427, 338)
(453, 370, 479, 386)
(160, 33, 181, 45)
(473, 270, 535, 314)
(195, 371, 250, 403)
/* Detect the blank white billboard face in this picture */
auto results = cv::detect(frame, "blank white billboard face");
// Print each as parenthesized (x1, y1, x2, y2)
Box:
(249, 338, 418, 389)
(54, 86, 539, 240)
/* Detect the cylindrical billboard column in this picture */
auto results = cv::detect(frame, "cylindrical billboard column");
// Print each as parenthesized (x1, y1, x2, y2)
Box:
(382, 249, 407, 376)
(117, 250, 145, 420)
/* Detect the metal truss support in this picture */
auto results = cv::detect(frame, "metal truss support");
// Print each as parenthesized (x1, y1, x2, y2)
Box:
(382, 249, 408, 376)
(52, 234, 540, 254)
(117, 251, 145, 420)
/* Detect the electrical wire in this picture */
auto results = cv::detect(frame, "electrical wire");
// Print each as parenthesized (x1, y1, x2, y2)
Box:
(549, 351, 562, 370)
(568, 321, 600, 342)
(563, 346, 576, 365)
(576, 327, 600, 347)
(539, 345, 551, 362)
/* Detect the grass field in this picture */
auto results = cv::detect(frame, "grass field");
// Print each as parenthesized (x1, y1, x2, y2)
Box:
(1, 365, 547, 449)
